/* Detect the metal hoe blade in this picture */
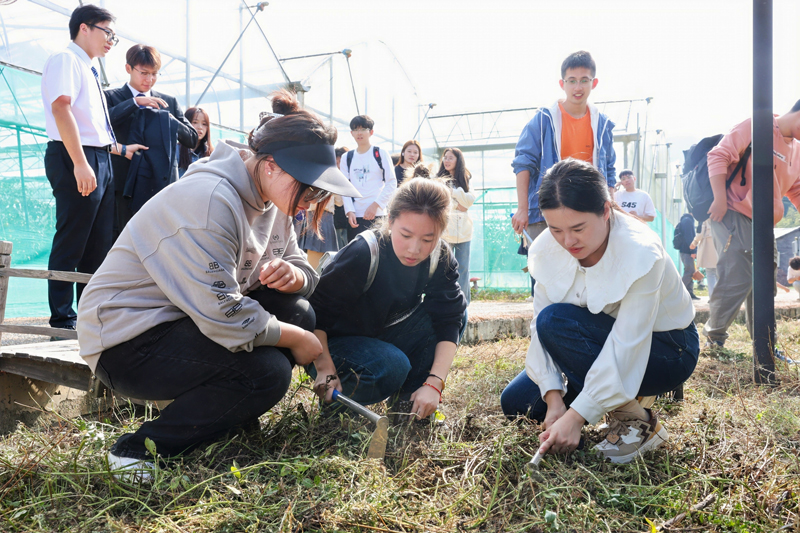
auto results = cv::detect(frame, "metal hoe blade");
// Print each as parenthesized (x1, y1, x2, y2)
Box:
(332, 390, 390, 461)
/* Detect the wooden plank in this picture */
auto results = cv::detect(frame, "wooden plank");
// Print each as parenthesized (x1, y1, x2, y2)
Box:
(0, 268, 92, 284)
(0, 241, 10, 345)
(0, 324, 78, 339)
(0, 340, 89, 390)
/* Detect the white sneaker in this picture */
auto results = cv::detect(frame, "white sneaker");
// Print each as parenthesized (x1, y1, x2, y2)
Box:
(107, 451, 154, 483)
(525, 296, 534, 303)
(594, 409, 669, 464)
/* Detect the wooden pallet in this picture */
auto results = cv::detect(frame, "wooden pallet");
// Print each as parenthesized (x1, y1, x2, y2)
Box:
(0, 340, 98, 392)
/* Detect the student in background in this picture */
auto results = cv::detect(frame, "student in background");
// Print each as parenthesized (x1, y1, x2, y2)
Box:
(675, 212, 699, 300)
(178, 106, 214, 177)
(787, 256, 800, 300)
(511, 51, 616, 298)
(332, 146, 350, 248)
(395, 140, 423, 186)
(501, 159, 698, 465)
(40, 4, 138, 335)
(437, 148, 475, 305)
(614, 169, 656, 222)
(340, 115, 397, 241)
(105, 44, 197, 234)
(690, 220, 718, 297)
(704, 100, 800, 348)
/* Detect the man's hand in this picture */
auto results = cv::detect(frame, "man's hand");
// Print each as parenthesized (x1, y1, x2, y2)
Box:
(74, 162, 97, 196)
(134, 96, 168, 109)
(363, 202, 380, 220)
(124, 144, 148, 160)
(347, 212, 359, 228)
(512, 207, 529, 234)
(259, 258, 303, 292)
(707, 197, 728, 222)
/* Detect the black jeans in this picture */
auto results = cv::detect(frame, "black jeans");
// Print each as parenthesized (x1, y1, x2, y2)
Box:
(96, 290, 315, 460)
(45, 141, 114, 328)
(346, 216, 384, 242)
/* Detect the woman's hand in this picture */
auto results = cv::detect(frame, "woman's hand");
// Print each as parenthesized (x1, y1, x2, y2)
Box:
(410, 383, 440, 419)
(542, 390, 567, 429)
(313, 367, 341, 403)
(260, 258, 302, 292)
(707, 197, 727, 223)
(538, 408, 585, 456)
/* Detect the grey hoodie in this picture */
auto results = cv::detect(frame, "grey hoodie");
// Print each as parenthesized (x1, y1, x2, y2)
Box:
(77, 140, 318, 372)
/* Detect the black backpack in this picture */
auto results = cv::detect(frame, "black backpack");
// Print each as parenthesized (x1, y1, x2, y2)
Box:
(672, 225, 685, 250)
(346, 146, 385, 181)
(681, 135, 751, 223)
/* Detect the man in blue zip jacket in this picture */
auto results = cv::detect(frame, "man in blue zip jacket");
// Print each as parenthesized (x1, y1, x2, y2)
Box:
(511, 51, 617, 255)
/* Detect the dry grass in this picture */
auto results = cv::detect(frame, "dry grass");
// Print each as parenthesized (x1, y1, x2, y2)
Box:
(1, 320, 799, 532)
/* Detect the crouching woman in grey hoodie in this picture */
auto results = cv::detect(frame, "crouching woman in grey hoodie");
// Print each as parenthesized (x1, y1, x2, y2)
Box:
(77, 90, 361, 480)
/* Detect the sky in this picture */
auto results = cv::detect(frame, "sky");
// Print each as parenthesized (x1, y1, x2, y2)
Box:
(5, 0, 800, 154)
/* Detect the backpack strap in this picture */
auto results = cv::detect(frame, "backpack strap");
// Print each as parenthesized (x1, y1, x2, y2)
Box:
(726, 144, 752, 189)
(359, 230, 380, 292)
(346, 150, 355, 173)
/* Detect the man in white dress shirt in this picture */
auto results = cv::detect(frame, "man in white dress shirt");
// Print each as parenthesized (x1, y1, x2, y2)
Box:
(41, 4, 123, 334)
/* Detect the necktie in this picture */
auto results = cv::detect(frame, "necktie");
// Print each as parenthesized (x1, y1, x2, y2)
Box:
(90, 66, 116, 146)
(136, 93, 146, 109)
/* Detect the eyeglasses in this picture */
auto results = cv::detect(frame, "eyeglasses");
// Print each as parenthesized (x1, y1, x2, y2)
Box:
(89, 24, 119, 46)
(563, 77, 594, 87)
(302, 186, 332, 203)
(132, 66, 159, 79)
(351, 128, 370, 133)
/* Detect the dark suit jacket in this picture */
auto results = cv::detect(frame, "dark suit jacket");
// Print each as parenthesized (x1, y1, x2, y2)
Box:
(104, 86, 197, 194)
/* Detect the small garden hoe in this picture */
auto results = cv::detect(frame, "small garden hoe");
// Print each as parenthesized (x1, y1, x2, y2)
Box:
(331, 389, 389, 460)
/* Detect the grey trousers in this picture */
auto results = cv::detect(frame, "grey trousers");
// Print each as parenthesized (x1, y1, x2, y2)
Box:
(680, 252, 696, 296)
(703, 210, 775, 344)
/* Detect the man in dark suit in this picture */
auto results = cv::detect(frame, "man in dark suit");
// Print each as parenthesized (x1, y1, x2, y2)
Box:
(105, 44, 197, 236)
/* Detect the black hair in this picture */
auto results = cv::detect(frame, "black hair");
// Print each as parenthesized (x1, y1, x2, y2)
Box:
(561, 50, 596, 79)
(618, 169, 634, 179)
(436, 147, 471, 192)
(69, 4, 115, 41)
(790, 256, 800, 270)
(539, 158, 610, 215)
(335, 146, 349, 159)
(349, 115, 374, 130)
(790, 99, 800, 114)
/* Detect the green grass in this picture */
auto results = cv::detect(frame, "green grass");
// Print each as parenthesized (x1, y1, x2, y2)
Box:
(1, 324, 799, 532)
(472, 288, 531, 302)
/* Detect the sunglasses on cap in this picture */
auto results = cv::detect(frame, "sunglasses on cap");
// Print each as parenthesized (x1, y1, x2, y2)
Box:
(302, 186, 331, 203)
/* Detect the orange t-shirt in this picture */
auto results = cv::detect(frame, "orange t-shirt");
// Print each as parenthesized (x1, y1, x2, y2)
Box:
(559, 102, 593, 163)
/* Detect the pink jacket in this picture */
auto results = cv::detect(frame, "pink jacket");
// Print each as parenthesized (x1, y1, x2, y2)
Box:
(707, 116, 800, 225)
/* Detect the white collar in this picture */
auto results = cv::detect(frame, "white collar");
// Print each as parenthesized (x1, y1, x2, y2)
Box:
(529, 212, 662, 312)
(67, 42, 93, 67)
(127, 83, 151, 98)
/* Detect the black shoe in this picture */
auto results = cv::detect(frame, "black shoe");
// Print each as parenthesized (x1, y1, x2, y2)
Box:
(690, 294, 701, 301)
(50, 325, 76, 342)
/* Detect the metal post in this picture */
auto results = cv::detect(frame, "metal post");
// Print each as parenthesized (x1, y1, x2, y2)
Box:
(239, 6, 244, 131)
(391, 98, 395, 152)
(185, 0, 190, 108)
(329, 57, 333, 126)
(752, 0, 775, 384)
(655, 172, 667, 245)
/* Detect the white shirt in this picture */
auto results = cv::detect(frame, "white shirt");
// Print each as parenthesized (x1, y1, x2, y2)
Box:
(526, 213, 695, 424)
(41, 42, 113, 147)
(614, 189, 656, 218)
(341, 146, 396, 217)
(127, 83, 151, 99)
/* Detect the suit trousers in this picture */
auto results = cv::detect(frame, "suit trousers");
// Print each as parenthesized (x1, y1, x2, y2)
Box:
(44, 141, 114, 328)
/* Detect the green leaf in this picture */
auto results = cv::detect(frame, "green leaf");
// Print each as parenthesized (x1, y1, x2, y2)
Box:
(144, 437, 157, 457)
(545, 510, 557, 524)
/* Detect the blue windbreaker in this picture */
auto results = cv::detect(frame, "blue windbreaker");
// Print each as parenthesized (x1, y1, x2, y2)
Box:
(512, 102, 617, 223)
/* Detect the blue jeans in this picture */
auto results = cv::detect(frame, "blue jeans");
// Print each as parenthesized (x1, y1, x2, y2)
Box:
(96, 290, 314, 460)
(451, 240, 471, 305)
(308, 305, 438, 406)
(500, 303, 699, 421)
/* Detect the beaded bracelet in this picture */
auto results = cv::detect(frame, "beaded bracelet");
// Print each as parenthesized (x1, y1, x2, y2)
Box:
(423, 382, 442, 401)
(427, 373, 446, 391)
